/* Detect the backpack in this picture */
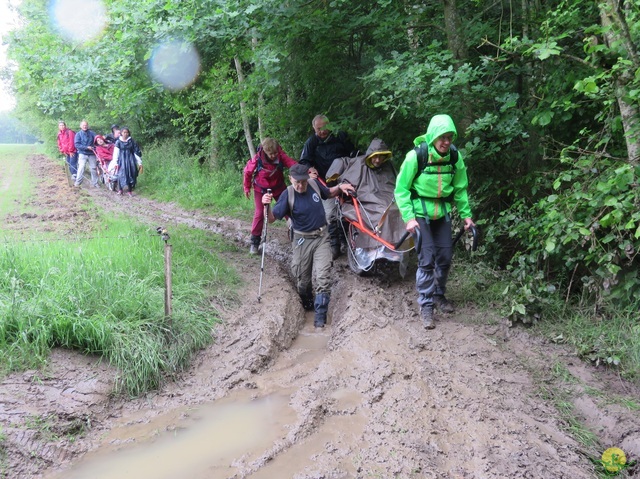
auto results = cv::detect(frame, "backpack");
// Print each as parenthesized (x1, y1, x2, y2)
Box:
(410, 143, 458, 201)
(252, 146, 284, 188)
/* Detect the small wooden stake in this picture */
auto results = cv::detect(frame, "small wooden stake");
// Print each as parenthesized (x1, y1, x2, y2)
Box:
(164, 243, 173, 327)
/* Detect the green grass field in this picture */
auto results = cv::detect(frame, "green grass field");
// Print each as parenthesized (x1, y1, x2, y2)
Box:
(0, 145, 41, 218)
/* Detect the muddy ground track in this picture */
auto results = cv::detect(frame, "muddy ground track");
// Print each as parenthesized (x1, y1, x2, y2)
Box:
(1, 154, 640, 478)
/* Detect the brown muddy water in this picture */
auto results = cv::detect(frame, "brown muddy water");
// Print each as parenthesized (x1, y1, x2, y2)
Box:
(44, 314, 340, 479)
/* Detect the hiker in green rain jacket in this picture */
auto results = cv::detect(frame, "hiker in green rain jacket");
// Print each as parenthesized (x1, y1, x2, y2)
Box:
(394, 114, 475, 330)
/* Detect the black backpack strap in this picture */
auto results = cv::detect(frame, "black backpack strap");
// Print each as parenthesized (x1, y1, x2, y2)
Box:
(410, 143, 459, 202)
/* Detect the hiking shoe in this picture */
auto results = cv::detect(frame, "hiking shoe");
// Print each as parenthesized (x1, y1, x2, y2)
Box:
(434, 295, 455, 314)
(249, 244, 259, 255)
(314, 320, 326, 329)
(421, 307, 435, 330)
(331, 244, 342, 260)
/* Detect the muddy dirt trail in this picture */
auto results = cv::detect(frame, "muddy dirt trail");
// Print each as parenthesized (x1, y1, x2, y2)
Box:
(2, 154, 639, 479)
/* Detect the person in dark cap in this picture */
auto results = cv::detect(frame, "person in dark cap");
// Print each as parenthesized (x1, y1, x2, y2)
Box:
(262, 163, 355, 328)
(105, 124, 121, 144)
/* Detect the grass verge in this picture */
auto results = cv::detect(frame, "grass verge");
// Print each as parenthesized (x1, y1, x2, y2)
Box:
(141, 139, 253, 220)
(0, 216, 240, 397)
(0, 145, 40, 218)
(450, 255, 640, 384)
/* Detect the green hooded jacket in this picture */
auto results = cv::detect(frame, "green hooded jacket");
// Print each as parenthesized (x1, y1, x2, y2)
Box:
(394, 114, 472, 222)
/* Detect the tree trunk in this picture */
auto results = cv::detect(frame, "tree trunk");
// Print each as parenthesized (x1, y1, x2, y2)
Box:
(234, 56, 256, 158)
(442, 0, 472, 134)
(442, 0, 467, 63)
(209, 110, 220, 169)
(252, 36, 265, 143)
(600, 1, 640, 164)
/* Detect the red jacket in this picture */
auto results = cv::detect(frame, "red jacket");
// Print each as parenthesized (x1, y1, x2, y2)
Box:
(93, 135, 114, 163)
(243, 145, 297, 196)
(57, 128, 76, 155)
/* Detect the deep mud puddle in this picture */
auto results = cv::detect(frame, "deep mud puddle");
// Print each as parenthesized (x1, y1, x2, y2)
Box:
(44, 313, 346, 479)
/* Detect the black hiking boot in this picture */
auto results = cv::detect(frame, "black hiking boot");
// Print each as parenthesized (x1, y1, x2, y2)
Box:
(434, 295, 455, 314)
(314, 293, 330, 328)
(249, 234, 261, 255)
(421, 306, 436, 330)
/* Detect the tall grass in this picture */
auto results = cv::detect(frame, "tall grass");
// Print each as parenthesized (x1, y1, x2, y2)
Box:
(142, 139, 253, 219)
(0, 218, 240, 396)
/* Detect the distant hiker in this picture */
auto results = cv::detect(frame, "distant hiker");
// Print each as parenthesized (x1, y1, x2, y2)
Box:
(104, 124, 121, 145)
(394, 114, 475, 330)
(112, 127, 142, 197)
(57, 121, 77, 178)
(243, 137, 298, 255)
(299, 114, 357, 260)
(262, 163, 355, 328)
(73, 120, 98, 188)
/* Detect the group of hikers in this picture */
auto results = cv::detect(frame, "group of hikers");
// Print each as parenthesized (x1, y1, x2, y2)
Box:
(244, 113, 476, 331)
(57, 120, 143, 196)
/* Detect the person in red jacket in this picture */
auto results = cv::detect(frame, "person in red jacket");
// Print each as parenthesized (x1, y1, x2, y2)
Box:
(57, 121, 77, 178)
(243, 138, 298, 254)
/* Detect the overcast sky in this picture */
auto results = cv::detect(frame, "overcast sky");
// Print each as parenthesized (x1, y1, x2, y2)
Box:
(0, 0, 21, 112)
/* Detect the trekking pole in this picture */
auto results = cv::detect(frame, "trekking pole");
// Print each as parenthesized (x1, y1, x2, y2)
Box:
(257, 188, 272, 303)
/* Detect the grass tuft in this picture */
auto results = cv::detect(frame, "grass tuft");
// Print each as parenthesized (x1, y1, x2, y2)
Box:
(0, 217, 240, 396)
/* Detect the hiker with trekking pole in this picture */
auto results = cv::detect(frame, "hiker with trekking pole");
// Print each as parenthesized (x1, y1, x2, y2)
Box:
(243, 138, 298, 255)
(262, 163, 355, 328)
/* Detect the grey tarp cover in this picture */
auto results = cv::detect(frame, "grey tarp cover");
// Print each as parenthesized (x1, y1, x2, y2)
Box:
(326, 139, 408, 253)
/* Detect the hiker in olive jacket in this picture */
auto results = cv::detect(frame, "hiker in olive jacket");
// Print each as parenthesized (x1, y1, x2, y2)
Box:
(394, 114, 475, 330)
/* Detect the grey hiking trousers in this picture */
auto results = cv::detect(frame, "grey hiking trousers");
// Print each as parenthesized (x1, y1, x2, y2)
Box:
(291, 227, 332, 296)
(416, 217, 453, 309)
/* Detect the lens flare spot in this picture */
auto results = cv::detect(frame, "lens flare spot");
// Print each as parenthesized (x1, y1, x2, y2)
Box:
(49, 0, 107, 43)
(148, 40, 201, 91)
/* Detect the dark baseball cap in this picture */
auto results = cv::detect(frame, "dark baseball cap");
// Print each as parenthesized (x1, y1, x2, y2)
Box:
(289, 163, 310, 181)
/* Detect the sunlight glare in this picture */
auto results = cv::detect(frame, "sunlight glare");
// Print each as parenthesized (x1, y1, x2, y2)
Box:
(148, 40, 201, 91)
(49, 0, 107, 44)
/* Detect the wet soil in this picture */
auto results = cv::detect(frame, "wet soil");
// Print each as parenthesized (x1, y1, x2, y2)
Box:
(1, 154, 639, 478)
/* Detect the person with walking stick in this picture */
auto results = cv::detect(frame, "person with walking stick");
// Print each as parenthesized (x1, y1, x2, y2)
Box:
(243, 138, 298, 255)
(262, 163, 354, 328)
